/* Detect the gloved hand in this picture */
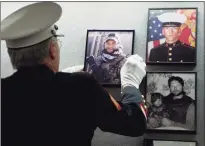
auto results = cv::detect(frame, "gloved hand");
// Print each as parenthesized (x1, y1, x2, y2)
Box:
(62, 65, 84, 73)
(86, 56, 95, 65)
(120, 54, 146, 89)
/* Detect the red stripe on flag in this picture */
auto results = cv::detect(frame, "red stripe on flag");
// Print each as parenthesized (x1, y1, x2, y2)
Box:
(140, 103, 147, 120)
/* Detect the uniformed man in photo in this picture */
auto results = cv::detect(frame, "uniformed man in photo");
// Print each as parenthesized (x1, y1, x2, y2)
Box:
(1, 2, 147, 146)
(149, 12, 195, 63)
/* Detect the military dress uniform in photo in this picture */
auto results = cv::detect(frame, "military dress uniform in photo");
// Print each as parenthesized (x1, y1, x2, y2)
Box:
(1, 2, 147, 146)
(149, 12, 195, 63)
(149, 40, 195, 62)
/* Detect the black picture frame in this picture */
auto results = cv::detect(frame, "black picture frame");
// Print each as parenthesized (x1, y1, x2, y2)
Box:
(83, 29, 135, 87)
(144, 71, 197, 134)
(143, 139, 197, 146)
(145, 7, 198, 65)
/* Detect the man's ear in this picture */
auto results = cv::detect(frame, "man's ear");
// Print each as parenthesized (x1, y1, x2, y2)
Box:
(49, 42, 56, 60)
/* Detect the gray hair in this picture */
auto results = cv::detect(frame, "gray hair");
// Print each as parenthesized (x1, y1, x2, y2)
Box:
(8, 37, 57, 69)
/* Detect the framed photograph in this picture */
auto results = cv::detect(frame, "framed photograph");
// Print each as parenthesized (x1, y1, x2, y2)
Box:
(146, 8, 197, 65)
(84, 30, 135, 86)
(145, 72, 196, 133)
(144, 139, 197, 146)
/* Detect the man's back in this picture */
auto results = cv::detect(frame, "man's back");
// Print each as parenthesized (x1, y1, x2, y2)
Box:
(2, 65, 98, 146)
(2, 60, 147, 146)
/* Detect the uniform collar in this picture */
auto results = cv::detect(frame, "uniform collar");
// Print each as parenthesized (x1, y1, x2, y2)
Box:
(14, 64, 55, 79)
(164, 40, 181, 47)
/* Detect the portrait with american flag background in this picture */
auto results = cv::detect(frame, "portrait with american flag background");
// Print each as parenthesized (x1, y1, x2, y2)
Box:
(146, 8, 197, 63)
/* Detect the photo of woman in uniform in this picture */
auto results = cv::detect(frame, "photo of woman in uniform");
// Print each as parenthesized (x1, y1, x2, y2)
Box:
(146, 8, 197, 64)
(84, 30, 134, 85)
(146, 72, 196, 132)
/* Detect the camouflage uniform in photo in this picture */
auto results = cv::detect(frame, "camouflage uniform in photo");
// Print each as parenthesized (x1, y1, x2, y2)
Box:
(87, 33, 128, 84)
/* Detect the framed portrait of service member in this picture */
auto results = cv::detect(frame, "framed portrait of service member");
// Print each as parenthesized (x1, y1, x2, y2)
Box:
(145, 72, 196, 134)
(146, 8, 197, 65)
(83, 30, 134, 86)
(144, 139, 197, 146)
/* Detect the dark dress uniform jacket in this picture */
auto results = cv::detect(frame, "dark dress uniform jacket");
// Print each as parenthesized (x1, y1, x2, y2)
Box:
(149, 40, 195, 62)
(1, 65, 146, 146)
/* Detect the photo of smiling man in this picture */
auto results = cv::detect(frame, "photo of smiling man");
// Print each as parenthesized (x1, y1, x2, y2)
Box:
(84, 30, 134, 85)
(146, 9, 197, 64)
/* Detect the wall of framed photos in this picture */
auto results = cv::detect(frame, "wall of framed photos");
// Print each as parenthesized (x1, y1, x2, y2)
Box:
(1, 1, 204, 146)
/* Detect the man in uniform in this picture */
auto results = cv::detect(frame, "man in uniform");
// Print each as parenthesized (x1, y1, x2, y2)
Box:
(1, 2, 147, 146)
(149, 12, 195, 63)
(86, 33, 127, 84)
(161, 76, 195, 130)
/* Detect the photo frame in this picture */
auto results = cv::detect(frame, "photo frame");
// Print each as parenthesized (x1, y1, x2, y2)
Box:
(145, 72, 197, 134)
(83, 29, 135, 86)
(144, 139, 197, 146)
(146, 8, 198, 65)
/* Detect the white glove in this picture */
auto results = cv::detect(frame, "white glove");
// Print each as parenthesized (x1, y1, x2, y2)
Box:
(120, 54, 146, 89)
(62, 65, 84, 73)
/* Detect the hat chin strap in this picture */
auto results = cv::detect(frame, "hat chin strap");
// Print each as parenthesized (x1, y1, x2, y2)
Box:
(162, 22, 182, 27)
(6, 26, 55, 49)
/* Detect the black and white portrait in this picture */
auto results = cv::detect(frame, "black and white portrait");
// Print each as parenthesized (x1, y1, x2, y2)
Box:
(144, 139, 196, 146)
(84, 30, 134, 85)
(146, 72, 196, 132)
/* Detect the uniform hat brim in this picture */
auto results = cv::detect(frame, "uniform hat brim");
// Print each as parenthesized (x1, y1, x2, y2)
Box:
(1, 2, 63, 48)
(106, 38, 117, 42)
(157, 12, 187, 26)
